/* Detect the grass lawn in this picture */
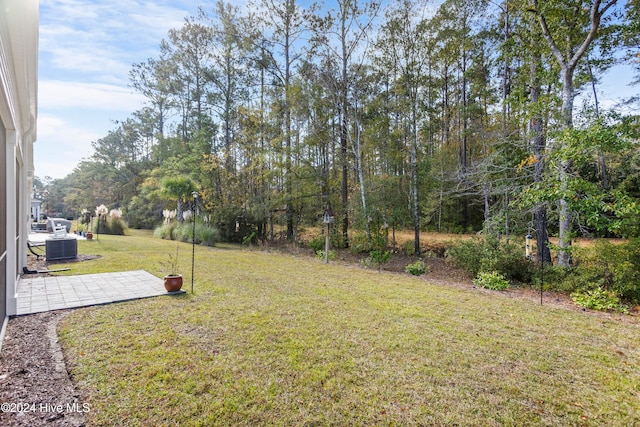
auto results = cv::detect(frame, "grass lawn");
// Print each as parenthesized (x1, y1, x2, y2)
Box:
(56, 231, 640, 426)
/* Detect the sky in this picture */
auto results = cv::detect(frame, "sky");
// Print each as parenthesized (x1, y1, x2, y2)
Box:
(37, 0, 203, 180)
(35, 0, 638, 181)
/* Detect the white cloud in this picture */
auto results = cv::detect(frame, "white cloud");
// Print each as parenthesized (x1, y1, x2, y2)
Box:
(35, 80, 146, 179)
(37, 115, 101, 144)
(35, 114, 102, 179)
(39, 80, 145, 112)
(35, 0, 267, 179)
(46, 47, 132, 77)
(39, 0, 194, 80)
(35, 0, 202, 179)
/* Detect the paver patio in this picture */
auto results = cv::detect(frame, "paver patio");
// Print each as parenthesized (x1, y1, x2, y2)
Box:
(16, 270, 183, 315)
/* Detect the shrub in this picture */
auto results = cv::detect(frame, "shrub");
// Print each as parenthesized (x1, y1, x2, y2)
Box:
(366, 250, 391, 272)
(446, 237, 486, 277)
(350, 232, 384, 254)
(93, 217, 127, 235)
(423, 242, 448, 258)
(551, 239, 640, 306)
(405, 260, 427, 276)
(473, 271, 510, 291)
(571, 288, 628, 313)
(315, 250, 336, 261)
(154, 223, 177, 240)
(528, 239, 640, 310)
(446, 235, 533, 283)
(526, 238, 640, 310)
(193, 223, 220, 246)
(154, 222, 219, 246)
(404, 240, 416, 256)
(532, 264, 573, 292)
(308, 236, 325, 254)
(213, 207, 258, 244)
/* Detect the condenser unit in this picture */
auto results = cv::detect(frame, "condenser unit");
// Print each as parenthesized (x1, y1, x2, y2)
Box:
(45, 238, 77, 261)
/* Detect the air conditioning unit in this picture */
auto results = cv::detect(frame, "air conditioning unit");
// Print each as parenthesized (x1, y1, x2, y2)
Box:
(46, 238, 77, 261)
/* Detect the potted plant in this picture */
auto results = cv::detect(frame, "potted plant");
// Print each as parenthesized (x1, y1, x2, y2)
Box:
(162, 244, 183, 292)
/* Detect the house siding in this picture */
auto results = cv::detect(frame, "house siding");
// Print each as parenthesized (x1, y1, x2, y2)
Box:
(0, 0, 38, 349)
(0, 119, 6, 325)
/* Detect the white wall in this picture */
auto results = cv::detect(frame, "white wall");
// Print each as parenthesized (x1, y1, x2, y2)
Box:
(0, 0, 39, 329)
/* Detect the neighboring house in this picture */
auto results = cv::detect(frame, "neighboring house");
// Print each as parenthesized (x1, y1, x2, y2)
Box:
(31, 197, 42, 221)
(0, 0, 39, 345)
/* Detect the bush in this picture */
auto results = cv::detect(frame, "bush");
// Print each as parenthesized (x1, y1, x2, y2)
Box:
(532, 264, 573, 292)
(405, 260, 427, 276)
(308, 236, 325, 254)
(571, 288, 628, 313)
(93, 217, 127, 235)
(557, 239, 640, 305)
(154, 222, 219, 246)
(193, 223, 220, 246)
(315, 250, 336, 261)
(446, 235, 533, 283)
(366, 249, 391, 272)
(154, 223, 177, 240)
(403, 240, 416, 256)
(213, 207, 258, 244)
(350, 232, 385, 254)
(473, 271, 510, 291)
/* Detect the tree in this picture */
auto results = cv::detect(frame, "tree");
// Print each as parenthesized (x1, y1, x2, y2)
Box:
(129, 56, 178, 138)
(199, 2, 251, 175)
(258, 0, 310, 240)
(162, 17, 216, 140)
(374, 0, 431, 253)
(43, 0, 639, 253)
(531, 0, 621, 266)
(526, 0, 553, 263)
(311, 0, 380, 247)
(520, 112, 640, 239)
(160, 176, 198, 222)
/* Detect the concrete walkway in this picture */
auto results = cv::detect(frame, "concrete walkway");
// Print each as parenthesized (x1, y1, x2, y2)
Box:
(16, 270, 184, 315)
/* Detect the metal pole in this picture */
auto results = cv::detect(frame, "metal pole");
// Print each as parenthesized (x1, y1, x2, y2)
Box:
(540, 255, 544, 306)
(540, 241, 545, 305)
(191, 192, 198, 294)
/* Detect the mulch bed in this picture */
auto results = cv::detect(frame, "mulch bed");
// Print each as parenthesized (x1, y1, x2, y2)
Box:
(0, 311, 86, 427)
(24, 254, 100, 278)
(0, 254, 97, 426)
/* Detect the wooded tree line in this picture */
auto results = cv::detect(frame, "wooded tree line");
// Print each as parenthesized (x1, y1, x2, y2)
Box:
(40, 0, 640, 262)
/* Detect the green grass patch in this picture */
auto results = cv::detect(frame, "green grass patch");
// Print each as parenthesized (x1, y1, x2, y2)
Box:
(57, 232, 640, 426)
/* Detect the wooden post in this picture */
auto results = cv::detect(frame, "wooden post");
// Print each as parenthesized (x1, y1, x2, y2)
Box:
(323, 209, 334, 264)
(325, 222, 330, 264)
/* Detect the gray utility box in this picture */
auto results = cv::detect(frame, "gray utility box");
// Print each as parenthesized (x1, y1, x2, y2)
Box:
(46, 238, 77, 261)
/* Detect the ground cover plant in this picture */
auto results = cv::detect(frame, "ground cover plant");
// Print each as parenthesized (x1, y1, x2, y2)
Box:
(55, 232, 640, 426)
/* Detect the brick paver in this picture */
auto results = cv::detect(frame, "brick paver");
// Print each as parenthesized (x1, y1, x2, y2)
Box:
(16, 270, 184, 315)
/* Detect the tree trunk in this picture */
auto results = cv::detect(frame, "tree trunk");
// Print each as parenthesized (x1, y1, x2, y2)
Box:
(530, 53, 552, 263)
(483, 183, 491, 234)
(341, 108, 349, 247)
(411, 93, 420, 255)
(285, 20, 294, 241)
(353, 120, 370, 240)
(556, 68, 574, 266)
(534, 0, 616, 266)
(176, 199, 184, 223)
